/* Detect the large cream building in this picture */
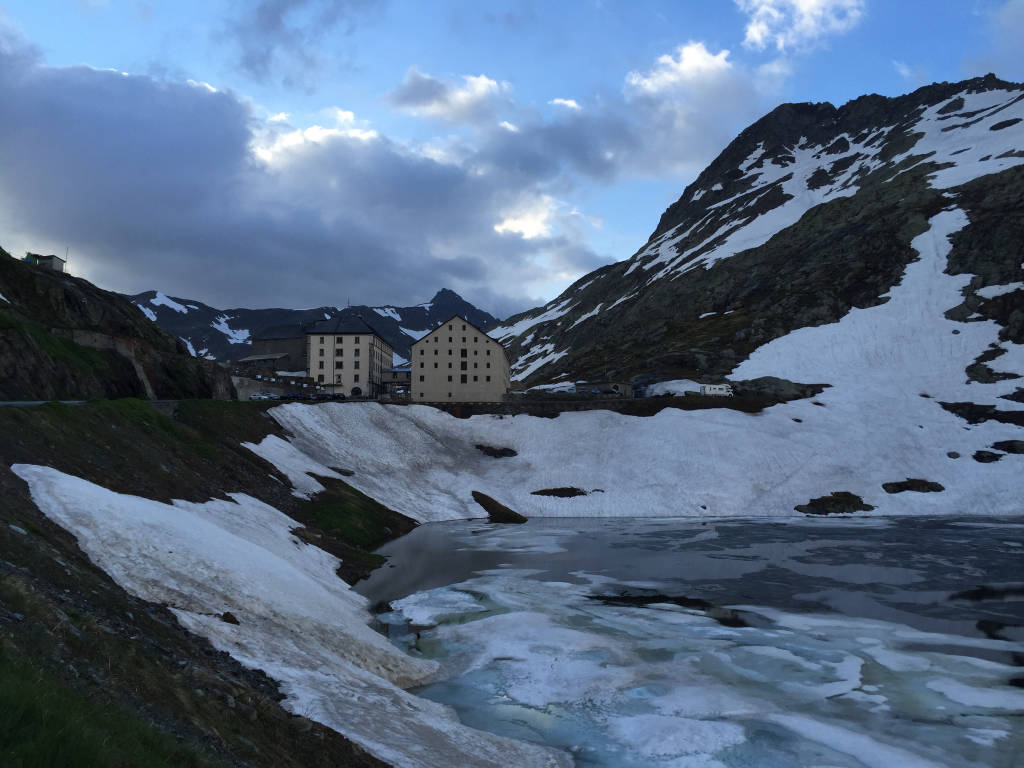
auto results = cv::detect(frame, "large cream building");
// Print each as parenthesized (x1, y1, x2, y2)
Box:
(306, 317, 393, 397)
(411, 315, 510, 402)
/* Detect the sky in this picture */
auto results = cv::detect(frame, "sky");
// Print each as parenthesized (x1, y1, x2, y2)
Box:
(0, 1, 1021, 318)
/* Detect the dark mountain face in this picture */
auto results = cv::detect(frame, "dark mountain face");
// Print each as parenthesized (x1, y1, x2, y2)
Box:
(0, 251, 233, 400)
(491, 74, 1024, 386)
(128, 288, 497, 364)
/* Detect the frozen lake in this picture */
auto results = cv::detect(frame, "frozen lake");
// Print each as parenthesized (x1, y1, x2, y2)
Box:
(358, 516, 1024, 767)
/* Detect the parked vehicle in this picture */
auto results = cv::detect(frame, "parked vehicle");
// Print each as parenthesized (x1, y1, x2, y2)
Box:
(249, 392, 275, 401)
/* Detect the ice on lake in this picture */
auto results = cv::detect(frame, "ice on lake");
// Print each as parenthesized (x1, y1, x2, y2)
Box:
(361, 517, 1024, 767)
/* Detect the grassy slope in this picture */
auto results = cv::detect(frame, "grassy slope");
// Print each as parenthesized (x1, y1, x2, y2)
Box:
(0, 399, 416, 768)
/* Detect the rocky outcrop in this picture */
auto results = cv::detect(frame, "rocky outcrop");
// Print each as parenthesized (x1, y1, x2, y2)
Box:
(0, 249, 233, 400)
(471, 490, 528, 523)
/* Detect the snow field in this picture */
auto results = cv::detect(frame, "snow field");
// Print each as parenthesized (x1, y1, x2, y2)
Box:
(11, 464, 569, 768)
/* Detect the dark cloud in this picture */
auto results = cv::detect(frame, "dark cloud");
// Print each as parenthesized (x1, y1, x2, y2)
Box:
(0, 38, 601, 318)
(220, 0, 379, 88)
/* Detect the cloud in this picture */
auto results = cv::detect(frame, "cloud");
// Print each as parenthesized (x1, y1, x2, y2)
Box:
(0, 36, 606, 318)
(736, 0, 865, 52)
(220, 0, 378, 88)
(626, 42, 733, 93)
(389, 67, 511, 123)
(892, 59, 928, 85)
(967, 0, 1024, 81)
(549, 97, 580, 110)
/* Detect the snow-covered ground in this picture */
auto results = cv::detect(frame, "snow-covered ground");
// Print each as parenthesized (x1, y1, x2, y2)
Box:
(11, 464, 568, 768)
(245, 207, 1022, 522)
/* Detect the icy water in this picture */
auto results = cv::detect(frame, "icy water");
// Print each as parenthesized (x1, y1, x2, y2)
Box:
(357, 517, 1024, 767)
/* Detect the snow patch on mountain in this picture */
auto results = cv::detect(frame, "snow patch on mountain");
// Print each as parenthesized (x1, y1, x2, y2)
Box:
(136, 303, 157, 321)
(374, 307, 401, 321)
(400, 326, 430, 340)
(179, 337, 197, 356)
(211, 314, 250, 344)
(975, 281, 1024, 299)
(150, 291, 189, 313)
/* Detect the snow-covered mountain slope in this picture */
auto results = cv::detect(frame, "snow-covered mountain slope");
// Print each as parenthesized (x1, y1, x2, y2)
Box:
(494, 75, 1024, 388)
(241, 202, 1022, 519)
(129, 288, 496, 363)
(12, 463, 568, 768)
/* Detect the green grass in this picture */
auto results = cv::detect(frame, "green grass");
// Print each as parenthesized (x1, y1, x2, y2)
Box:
(0, 645, 222, 768)
(302, 478, 414, 550)
(0, 308, 110, 372)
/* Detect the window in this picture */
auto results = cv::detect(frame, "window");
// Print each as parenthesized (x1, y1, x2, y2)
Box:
(474, 337, 478, 342)
(318, 361, 324, 369)
(337, 347, 343, 356)
(420, 362, 424, 368)
(462, 337, 466, 342)
(449, 337, 453, 343)
(319, 348, 324, 357)
(354, 348, 360, 357)
(448, 362, 452, 368)
(335, 361, 343, 369)
(486, 376, 491, 382)
(419, 375, 424, 382)
(336, 375, 342, 383)
(420, 349, 424, 356)
(473, 363, 478, 369)
(317, 374, 324, 382)
(434, 349, 438, 356)
(473, 350, 478, 356)
(486, 362, 491, 369)
(462, 324, 466, 330)
(448, 324, 453, 330)
(319, 336, 324, 344)
(448, 392, 452, 398)
(354, 361, 360, 369)
(460, 362, 467, 371)
(473, 376, 478, 382)
(448, 349, 453, 356)
(460, 374, 467, 383)
(354, 374, 359, 382)
(420, 392, 425, 398)
(354, 336, 360, 343)
(447, 375, 452, 382)
(434, 362, 439, 369)
(486, 350, 491, 356)
(460, 349, 467, 358)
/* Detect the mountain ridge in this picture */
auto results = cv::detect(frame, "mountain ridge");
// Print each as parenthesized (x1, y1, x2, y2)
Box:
(492, 74, 1024, 387)
(128, 287, 498, 364)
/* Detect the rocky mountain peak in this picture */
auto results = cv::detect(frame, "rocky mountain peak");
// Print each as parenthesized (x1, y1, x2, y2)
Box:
(491, 75, 1024, 387)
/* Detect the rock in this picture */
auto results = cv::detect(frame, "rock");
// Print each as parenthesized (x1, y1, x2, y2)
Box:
(991, 440, 1024, 454)
(470, 491, 527, 523)
(474, 444, 518, 458)
(530, 487, 588, 497)
(882, 478, 945, 494)
(973, 450, 1004, 463)
(219, 611, 241, 625)
(795, 491, 875, 515)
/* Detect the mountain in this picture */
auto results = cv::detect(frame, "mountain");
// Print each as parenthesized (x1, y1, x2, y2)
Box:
(0, 249, 232, 400)
(492, 74, 1024, 389)
(128, 287, 497, 364)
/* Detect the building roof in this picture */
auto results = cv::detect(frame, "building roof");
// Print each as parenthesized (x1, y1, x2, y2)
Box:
(307, 315, 383, 337)
(237, 353, 288, 362)
(411, 314, 510, 362)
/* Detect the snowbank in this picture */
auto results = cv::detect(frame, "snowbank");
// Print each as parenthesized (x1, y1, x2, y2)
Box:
(246, 210, 1022, 522)
(11, 464, 568, 768)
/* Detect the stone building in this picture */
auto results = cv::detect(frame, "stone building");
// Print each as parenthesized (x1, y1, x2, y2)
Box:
(306, 316, 393, 397)
(411, 315, 510, 402)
